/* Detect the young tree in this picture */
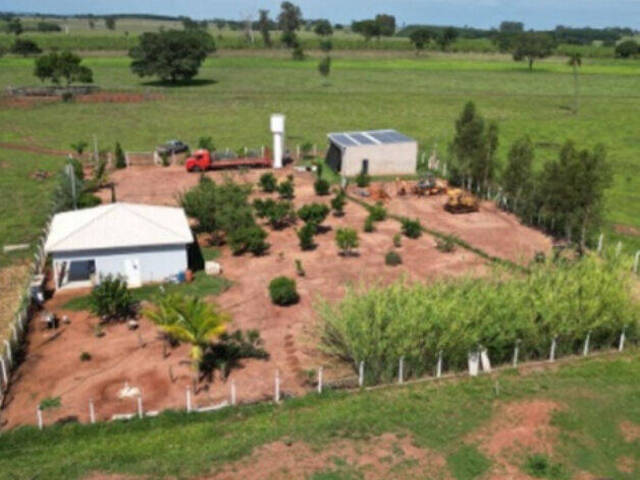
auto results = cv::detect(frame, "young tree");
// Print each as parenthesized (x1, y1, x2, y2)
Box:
(352, 20, 381, 42)
(105, 17, 116, 30)
(567, 52, 582, 114)
(336, 227, 359, 256)
(319, 39, 333, 53)
(278, 1, 303, 52)
(146, 293, 229, 386)
(90, 275, 135, 321)
(297, 222, 316, 250)
(10, 39, 42, 56)
(7, 17, 23, 35)
(129, 29, 215, 83)
(374, 14, 396, 36)
(317, 56, 331, 83)
(512, 32, 556, 71)
(268, 276, 299, 305)
(502, 136, 534, 210)
(114, 142, 126, 169)
(614, 40, 639, 58)
(409, 28, 433, 54)
(34, 51, 93, 86)
(331, 190, 346, 216)
(450, 101, 498, 188)
(88, 17, 95, 30)
(437, 27, 458, 51)
(257, 10, 273, 47)
(259, 172, 278, 192)
(297, 203, 330, 228)
(70, 140, 88, 156)
(228, 224, 269, 255)
(313, 19, 333, 37)
(277, 178, 295, 199)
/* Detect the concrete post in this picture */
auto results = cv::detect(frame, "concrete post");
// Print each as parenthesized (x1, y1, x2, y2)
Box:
(398, 357, 404, 384)
(619, 328, 626, 352)
(583, 331, 591, 357)
(230, 380, 236, 406)
(186, 386, 192, 413)
(37, 408, 43, 430)
(436, 351, 443, 378)
(0, 357, 8, 386)
(317, 367, 323, 393)
(512, 340, 520, 367)
(358, 361, 364, 388)
(275, 370, 281, 403)
(549, 337, 557, 362)
(89, 399, 96, 424)
(11, 324, 18, 344)
(4, 340, 12, 366)
(137, 396, 143, 419)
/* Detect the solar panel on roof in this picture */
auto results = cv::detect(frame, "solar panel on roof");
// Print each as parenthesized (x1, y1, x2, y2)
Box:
(368, 130, 413, 144)
(330, 134, 357, 147)
(349, 133, 376, 145)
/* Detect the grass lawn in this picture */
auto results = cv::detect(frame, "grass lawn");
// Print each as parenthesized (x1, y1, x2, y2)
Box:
(1, 352, 640, 479)
(0, 53, 638, 254)
(61, 271, 231, 311)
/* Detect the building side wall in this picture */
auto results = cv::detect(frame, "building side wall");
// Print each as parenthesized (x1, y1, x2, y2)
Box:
(52, 244, 188, 284)
(340, 142, 418, 177)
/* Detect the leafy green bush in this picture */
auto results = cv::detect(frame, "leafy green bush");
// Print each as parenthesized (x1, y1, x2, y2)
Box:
(39, 396, 61, 411)
(355, 171, 371, 187)
(297, 222, 317, 250)
(228, 224, 269, 255)
(253, 198, 296, 229)
(295, 259, 305, 276)
(401, 218, 422, 238)
(269, 276, 299, 306)
(436, 235, 455, 252)
(90, 275, 136, 321)
(277, 178, 294, 199)
(364, 215, 375, 232)
(297, 203, 330, 228)
(115, 141, 126, 169)
(259, 172, 277, 193)
(385, 251, 402, 266)
(197, 136, 215, 151)
(80, 351, 92, 361)
(523, 454, 568, 480)
(316, 254, 640, 383)
(369, 202, 387, 221)
(393, 233, 402, 248)
(336, 227, 359, 255)
(331, 190, 346, 216)
(314, 178, 330, 196)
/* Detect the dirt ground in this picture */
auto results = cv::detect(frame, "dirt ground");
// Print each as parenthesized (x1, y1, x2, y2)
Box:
(0, 92, 163, 110)
(2, 165, 551, 429)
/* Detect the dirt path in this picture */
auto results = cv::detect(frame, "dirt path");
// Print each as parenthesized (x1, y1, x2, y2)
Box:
(0, 141, 71, 157)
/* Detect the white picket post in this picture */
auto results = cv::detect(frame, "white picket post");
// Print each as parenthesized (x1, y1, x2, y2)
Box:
(186, 386, 192, 412)
(37, 408, 43, 430)
(512, 340, 520, 367)
(230, 380, 236, 406)
(436, 351, 443, 378)
(89, 399, 96, 424)
(619, 328, 626, 352)
(274, 370, 280, 403)
(633, 251, 640, 274)
(358, 361, 364, 387)
(398, 357, 404, 384)
(137, 396, 143, 419)
(583, 331, 591, 357)
(597, 233, 604, 254)
(317, 367, 323, 393)
(0, 357, 8, 386)
(549, 337, 557, 362)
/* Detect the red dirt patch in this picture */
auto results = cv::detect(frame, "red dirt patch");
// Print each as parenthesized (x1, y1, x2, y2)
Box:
(620, 420, 640, 442)
(617, 455, 635, 474)
(0, 141, 70, 156)
(0, 92, 163, 110)
(614, 224, 640, 237)
(471, 399, 561, 480)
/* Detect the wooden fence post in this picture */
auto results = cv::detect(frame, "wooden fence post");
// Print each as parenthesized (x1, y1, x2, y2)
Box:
(274, 370, 280, 403)
(230, 380, 236, 406)
(37, 408, 43, 430)
(358, 361, 364, 388)
(317, 367, 323, 393)
(89, 399, 96, 424)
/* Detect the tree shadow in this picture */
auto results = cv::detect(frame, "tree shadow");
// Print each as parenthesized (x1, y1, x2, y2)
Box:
(140, 78, 218, 88)
(200, 329, 269, 382)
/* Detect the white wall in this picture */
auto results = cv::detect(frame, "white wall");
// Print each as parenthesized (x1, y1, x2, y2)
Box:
(52, 244, 189, 286)
(341, 142, 418, 177)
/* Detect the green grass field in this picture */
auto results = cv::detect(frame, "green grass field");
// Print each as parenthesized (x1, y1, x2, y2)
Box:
(0, 52, 638, 256)
(1, 352, 639, 479)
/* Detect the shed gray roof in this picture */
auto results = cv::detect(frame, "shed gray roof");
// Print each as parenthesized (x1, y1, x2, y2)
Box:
(328, 129, 415, 149)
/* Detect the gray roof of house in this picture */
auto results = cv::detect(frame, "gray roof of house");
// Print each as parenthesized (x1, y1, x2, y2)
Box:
(328, 129, 415, 149)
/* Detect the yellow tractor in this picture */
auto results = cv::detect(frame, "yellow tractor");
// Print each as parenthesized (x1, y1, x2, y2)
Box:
(444, 188, 479, 214)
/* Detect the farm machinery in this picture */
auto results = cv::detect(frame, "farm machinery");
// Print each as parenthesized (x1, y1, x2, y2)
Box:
(394, 175, 447, 197)
(444, 188, 480, 214)
(185, 148, 272, 172)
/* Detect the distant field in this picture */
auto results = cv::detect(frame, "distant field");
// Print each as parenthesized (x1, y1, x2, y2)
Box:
(0, 52, 638, 252)
(1, 352, 640, 479)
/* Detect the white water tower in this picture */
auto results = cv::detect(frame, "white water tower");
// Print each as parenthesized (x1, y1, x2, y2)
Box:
(270, 114, 285, 169)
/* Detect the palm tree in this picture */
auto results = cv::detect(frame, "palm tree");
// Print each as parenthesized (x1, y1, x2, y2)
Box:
(567, 52, 582, 114)
(146, 294, 230, 389)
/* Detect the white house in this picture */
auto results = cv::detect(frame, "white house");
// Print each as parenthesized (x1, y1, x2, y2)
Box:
(325, 129, 418, 177)
(44, 203, 194, 290)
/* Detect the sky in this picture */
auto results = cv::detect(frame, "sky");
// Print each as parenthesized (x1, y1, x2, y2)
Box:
(1, 0, 639, 30)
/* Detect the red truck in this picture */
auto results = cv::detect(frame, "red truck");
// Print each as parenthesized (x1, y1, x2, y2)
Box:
(185, 149, 272, 172)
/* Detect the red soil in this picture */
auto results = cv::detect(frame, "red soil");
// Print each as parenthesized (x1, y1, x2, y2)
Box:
(1, 166, 551, 429)
(0, 92, 163, 110)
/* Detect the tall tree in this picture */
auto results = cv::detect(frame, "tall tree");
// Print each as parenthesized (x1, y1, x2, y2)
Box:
(257, 10, 272, 47)
(352, 20, 381, 42)
(278, 2, 302, 36)
(502, 136, 535, 212)
(512, 32, 556, 71)
(318, 56, 331, 84)
(437, 27, 458, 51)
(7, 17, 22, 35)
(129, 29, 215, 83)
(409, 28, 433, 54)
(449, 101, 498, 189)
(499, 21, 524, 33)
(374, 14, 396, 36)
(105, 17, 116, 30)
(34, 51, 93, 86)
(313, 19, 333, 37)
(567, 52, 582, 114)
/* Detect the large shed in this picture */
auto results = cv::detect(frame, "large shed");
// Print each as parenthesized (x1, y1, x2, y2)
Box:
(44, 203, 194, 290)
(325, 129, 418, 177)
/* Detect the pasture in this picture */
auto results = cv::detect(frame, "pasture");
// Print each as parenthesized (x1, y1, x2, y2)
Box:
(0, 51, 638, 253)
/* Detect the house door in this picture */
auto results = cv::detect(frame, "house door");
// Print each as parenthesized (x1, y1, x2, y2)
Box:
(124, 258, 141, 287)
(361, 159, 369, 175)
